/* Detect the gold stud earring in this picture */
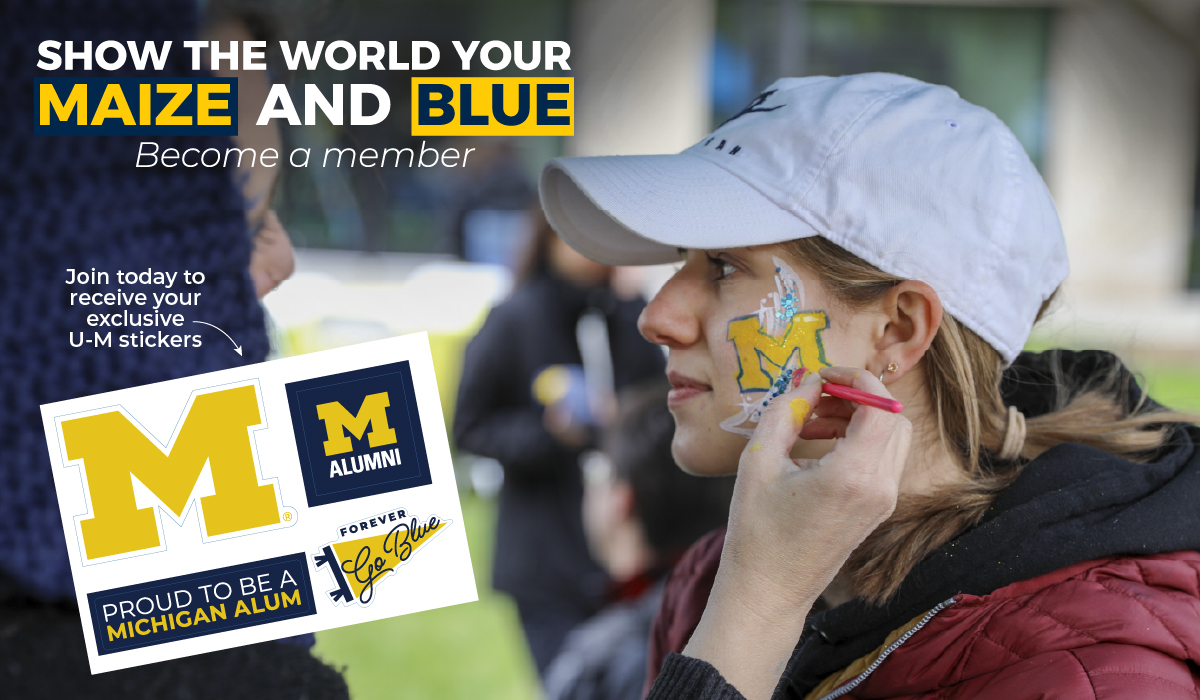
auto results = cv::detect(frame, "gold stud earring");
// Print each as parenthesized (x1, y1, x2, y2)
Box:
(879, 362, 899, 382)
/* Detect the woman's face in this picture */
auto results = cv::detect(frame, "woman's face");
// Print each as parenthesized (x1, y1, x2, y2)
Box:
(639, 245, 883, 475)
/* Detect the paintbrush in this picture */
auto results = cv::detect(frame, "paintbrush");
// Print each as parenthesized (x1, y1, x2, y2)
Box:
(791, 368, 904, 414)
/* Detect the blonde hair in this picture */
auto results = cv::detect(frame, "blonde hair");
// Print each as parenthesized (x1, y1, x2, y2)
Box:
(781, 237, 1198, 604)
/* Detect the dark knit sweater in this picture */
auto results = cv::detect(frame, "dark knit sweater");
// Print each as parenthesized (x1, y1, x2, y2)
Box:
(1, 0, 270, 601)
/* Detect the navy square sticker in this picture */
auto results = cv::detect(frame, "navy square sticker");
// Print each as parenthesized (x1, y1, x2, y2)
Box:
(285, 361, 432, 507)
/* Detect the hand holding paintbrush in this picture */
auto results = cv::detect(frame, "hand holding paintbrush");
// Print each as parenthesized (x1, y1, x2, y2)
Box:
(791, 367, 904, 414)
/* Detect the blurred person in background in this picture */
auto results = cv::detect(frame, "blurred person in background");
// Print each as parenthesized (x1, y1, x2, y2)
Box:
(0, 1, 341, 697)
(443, 139, 538, 268)
(454, 211, 666, 677)
(543, 381, 734, 700)
(205, 0, 297, 297)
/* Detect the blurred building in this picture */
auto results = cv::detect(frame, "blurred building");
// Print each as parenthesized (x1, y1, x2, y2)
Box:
(271, 0, 1200, 398)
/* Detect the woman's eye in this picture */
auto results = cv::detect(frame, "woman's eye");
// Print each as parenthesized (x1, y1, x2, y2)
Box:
(707, 255, 737, 281)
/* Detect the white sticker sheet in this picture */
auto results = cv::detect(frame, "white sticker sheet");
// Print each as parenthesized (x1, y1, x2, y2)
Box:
(40, 332, 476, 674)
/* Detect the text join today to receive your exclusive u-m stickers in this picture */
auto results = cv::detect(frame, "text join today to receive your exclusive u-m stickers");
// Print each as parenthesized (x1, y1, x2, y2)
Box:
(39, 332, 477, 674)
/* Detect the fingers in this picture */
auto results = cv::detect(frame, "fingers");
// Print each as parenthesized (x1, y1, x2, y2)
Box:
(812, 396, 856, 419)
(742, 365, 910, 491)
(800, 416, 850, 441)
(818, 365, 894, 396)
(744, 372, 823, 464)
(815, 366, 911, 494)
(746, 366, 889, 449)
(818, 366, 899, 439)
(249, 210, 295, 299)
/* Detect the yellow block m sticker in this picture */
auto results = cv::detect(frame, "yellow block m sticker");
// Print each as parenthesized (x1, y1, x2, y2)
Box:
(316, 392, 398, 457)
(61, 384, 282, 561)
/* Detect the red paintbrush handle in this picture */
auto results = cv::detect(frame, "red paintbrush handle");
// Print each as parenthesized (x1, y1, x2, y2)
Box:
(790, 367, 903, 413)
(820, 382, 904, 413)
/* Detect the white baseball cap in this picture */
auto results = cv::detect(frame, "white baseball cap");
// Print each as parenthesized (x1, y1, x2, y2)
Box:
(539, 73, 1068, 364)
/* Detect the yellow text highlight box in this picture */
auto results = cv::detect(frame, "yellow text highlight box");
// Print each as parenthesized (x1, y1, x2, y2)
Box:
(411, 77, 573, 136)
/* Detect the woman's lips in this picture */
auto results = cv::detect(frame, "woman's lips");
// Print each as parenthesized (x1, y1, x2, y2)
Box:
(667, 371, 710, 407)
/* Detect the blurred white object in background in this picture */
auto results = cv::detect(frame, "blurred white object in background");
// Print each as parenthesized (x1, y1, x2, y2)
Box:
(263, 250, 513, 352)
(262, 249, 517, 436)
(466, 455, 505, 499)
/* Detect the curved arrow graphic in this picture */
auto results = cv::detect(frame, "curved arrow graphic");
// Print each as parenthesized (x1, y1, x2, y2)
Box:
(192, 321, 243, 356)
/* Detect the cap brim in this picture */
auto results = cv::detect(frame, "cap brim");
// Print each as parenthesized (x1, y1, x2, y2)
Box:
(539, 152, 819, 266)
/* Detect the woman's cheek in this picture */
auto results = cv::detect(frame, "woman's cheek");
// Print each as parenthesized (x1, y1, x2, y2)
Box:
(717, 256, 833, 437)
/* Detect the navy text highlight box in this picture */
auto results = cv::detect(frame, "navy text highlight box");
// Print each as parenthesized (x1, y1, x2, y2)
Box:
(87, 552, 315, 655)
(286, 361, 432, 508)
(36, 77, 238, 135)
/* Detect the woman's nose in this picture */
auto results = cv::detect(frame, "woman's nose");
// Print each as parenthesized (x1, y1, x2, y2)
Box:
(638, 269, 703, 348)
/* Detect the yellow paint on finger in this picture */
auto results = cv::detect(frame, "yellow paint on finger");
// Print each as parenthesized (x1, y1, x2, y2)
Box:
(790, 398, 811, 426)
(748, 441, 763, 453)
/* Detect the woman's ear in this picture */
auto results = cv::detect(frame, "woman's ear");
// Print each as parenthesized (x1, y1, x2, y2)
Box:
(874, 280, 943, 380)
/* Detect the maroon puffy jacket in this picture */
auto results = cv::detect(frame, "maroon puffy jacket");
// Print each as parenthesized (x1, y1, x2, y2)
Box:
(806, 551, 1200, 699)
(646, 526, 725, 692)
(647, 535, 1200, 699)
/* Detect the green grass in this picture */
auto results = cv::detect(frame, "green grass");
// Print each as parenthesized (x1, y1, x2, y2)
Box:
(1137, 363, 1200, 414)
(1022, 339, 1200, 414)
(312, 494, 540, 700)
